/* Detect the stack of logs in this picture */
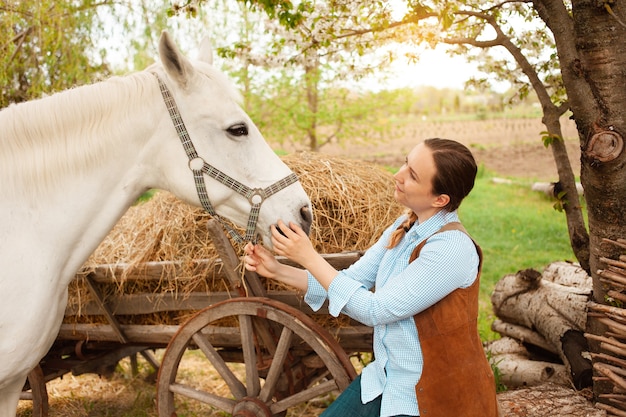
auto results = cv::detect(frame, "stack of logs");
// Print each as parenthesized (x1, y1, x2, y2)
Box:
(490, 238, 626, 416)
(588, 238, 626, 416)
(490, 261, 593, 390)
(490, 260, 602, 416)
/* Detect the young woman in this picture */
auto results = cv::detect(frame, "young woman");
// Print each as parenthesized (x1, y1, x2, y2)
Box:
(243, 138, 499, 417)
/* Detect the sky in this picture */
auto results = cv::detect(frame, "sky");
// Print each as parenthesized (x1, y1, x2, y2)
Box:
(362, 46, 482, 91)
(375, 0, 509, 92)
(377, 0, 481, 90)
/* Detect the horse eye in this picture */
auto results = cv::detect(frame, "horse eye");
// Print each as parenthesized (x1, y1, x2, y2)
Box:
(226, 123, 248, 137)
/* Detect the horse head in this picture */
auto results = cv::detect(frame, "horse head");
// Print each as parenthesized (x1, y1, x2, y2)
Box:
(148, 31, 312, 247)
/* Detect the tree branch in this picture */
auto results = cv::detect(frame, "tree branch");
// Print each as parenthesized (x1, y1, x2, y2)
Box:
(4, 27, 33, 66)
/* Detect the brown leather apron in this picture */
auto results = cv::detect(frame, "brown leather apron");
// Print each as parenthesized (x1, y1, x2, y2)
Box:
(410, 222, 500, 417)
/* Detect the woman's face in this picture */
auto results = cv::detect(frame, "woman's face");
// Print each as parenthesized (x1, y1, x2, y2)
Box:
(393, 143, 449, 220)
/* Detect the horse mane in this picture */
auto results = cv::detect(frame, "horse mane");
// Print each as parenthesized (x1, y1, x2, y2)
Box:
(0, 63, 241, 199)
(0, 70, 157, 197)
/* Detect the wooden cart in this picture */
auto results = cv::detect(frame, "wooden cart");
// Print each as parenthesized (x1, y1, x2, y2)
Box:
(21, 219, 373, 417)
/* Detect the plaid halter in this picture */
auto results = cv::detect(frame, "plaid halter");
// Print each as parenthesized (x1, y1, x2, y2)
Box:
(153, 72, 298, 243)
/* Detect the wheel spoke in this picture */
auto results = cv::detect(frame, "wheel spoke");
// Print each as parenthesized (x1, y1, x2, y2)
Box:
(169, 382, 237, 410)
(24, 365, 49, 417)
(270, 379, 339, 415)
(191, 332, 246, 399)
(239, 314, 260, 396)
(259, 326, 293, 402)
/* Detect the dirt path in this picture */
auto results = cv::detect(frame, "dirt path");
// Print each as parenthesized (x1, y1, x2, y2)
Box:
(324, 117, 581, 181)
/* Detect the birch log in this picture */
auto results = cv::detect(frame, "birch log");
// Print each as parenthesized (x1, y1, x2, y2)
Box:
(491, 262, 593, 389)
(487, 337, 570, 388)
(497, 383, 605, 416)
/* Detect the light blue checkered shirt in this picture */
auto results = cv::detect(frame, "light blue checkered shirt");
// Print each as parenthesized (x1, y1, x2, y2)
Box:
(305, 210, 479, 417)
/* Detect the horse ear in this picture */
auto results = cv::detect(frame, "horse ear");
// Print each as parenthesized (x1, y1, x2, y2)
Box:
(158, 30, 195, 88)
(197, 36, 214, 66)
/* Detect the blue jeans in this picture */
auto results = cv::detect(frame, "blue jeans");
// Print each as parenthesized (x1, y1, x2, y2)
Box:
(321, 375, 418, 417)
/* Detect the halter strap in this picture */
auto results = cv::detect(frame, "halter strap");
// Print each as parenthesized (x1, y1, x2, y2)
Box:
(152, 72, 298, 243)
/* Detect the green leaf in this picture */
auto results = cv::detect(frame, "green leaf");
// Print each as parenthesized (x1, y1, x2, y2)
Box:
(540, 131, 563, 148)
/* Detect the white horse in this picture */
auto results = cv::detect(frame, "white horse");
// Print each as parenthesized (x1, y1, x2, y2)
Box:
(0, 31, 312, 416)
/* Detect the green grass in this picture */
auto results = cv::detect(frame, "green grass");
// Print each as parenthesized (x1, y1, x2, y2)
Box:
(460, 171, 579, 341)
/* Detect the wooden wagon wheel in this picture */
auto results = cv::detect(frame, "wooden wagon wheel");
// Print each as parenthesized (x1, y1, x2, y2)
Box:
(157, 297, 356, 417)
(20, 365, 49, 417)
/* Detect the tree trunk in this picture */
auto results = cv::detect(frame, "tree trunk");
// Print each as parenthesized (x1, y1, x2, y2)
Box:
(567, 0, 626, 404)
(541, 110, 590, 273)
(534, 0, 626, 404)
(304, 48, 320, 151)
(532, 1, 592, 272)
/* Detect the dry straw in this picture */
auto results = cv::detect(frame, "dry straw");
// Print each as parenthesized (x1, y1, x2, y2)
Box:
(67, 152, 404, 324)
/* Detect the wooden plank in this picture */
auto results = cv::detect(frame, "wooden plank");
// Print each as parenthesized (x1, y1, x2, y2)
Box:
(83, 273, 127, 343)
(77, 252, 364, 284)
(325, 326, 373, 352)
(57, 323, 373, 352)
(65, 291, 325, 316)
(277, 251, 364, 271)
(57, 323, 237, 346)
(83, 259, 219, 283)
(205, 219, 258, 295)
(65, 292, 235, 316)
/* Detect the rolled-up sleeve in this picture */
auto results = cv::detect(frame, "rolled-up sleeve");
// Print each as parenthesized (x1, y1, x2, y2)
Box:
(326, 272, 367, 316)
(304, 271, 327, 311)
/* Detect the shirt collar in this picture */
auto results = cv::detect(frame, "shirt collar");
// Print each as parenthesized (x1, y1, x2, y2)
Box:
(407, 210, 460, 241)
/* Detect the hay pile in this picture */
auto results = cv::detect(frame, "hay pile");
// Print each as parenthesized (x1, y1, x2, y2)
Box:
(67, 152, 404, 324)
(283, 152, 404, 253)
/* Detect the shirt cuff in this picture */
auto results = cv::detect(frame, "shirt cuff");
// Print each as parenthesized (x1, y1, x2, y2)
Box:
(327, 272, 365, 317)
(304, 271, 328, 311)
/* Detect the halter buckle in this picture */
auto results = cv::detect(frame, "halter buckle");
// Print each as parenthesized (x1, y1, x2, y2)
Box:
(189, 157, 205, 171)
(248, 189, 265, 205)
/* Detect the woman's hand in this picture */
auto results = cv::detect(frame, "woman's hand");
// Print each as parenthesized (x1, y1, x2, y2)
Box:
(244, 220, 338, 292)
(243, 240, 309, 291)
(243, 242, 280, 279)
(271, 220, 318, 268)
(271, 220, 338, 290)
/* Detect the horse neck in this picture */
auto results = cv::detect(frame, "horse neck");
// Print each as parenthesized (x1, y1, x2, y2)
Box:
(0, 71, 162, 284)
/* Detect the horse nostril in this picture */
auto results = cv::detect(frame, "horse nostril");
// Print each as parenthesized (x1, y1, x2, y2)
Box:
(275, 225, 288, 238)
(300, 205, 313, 235)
